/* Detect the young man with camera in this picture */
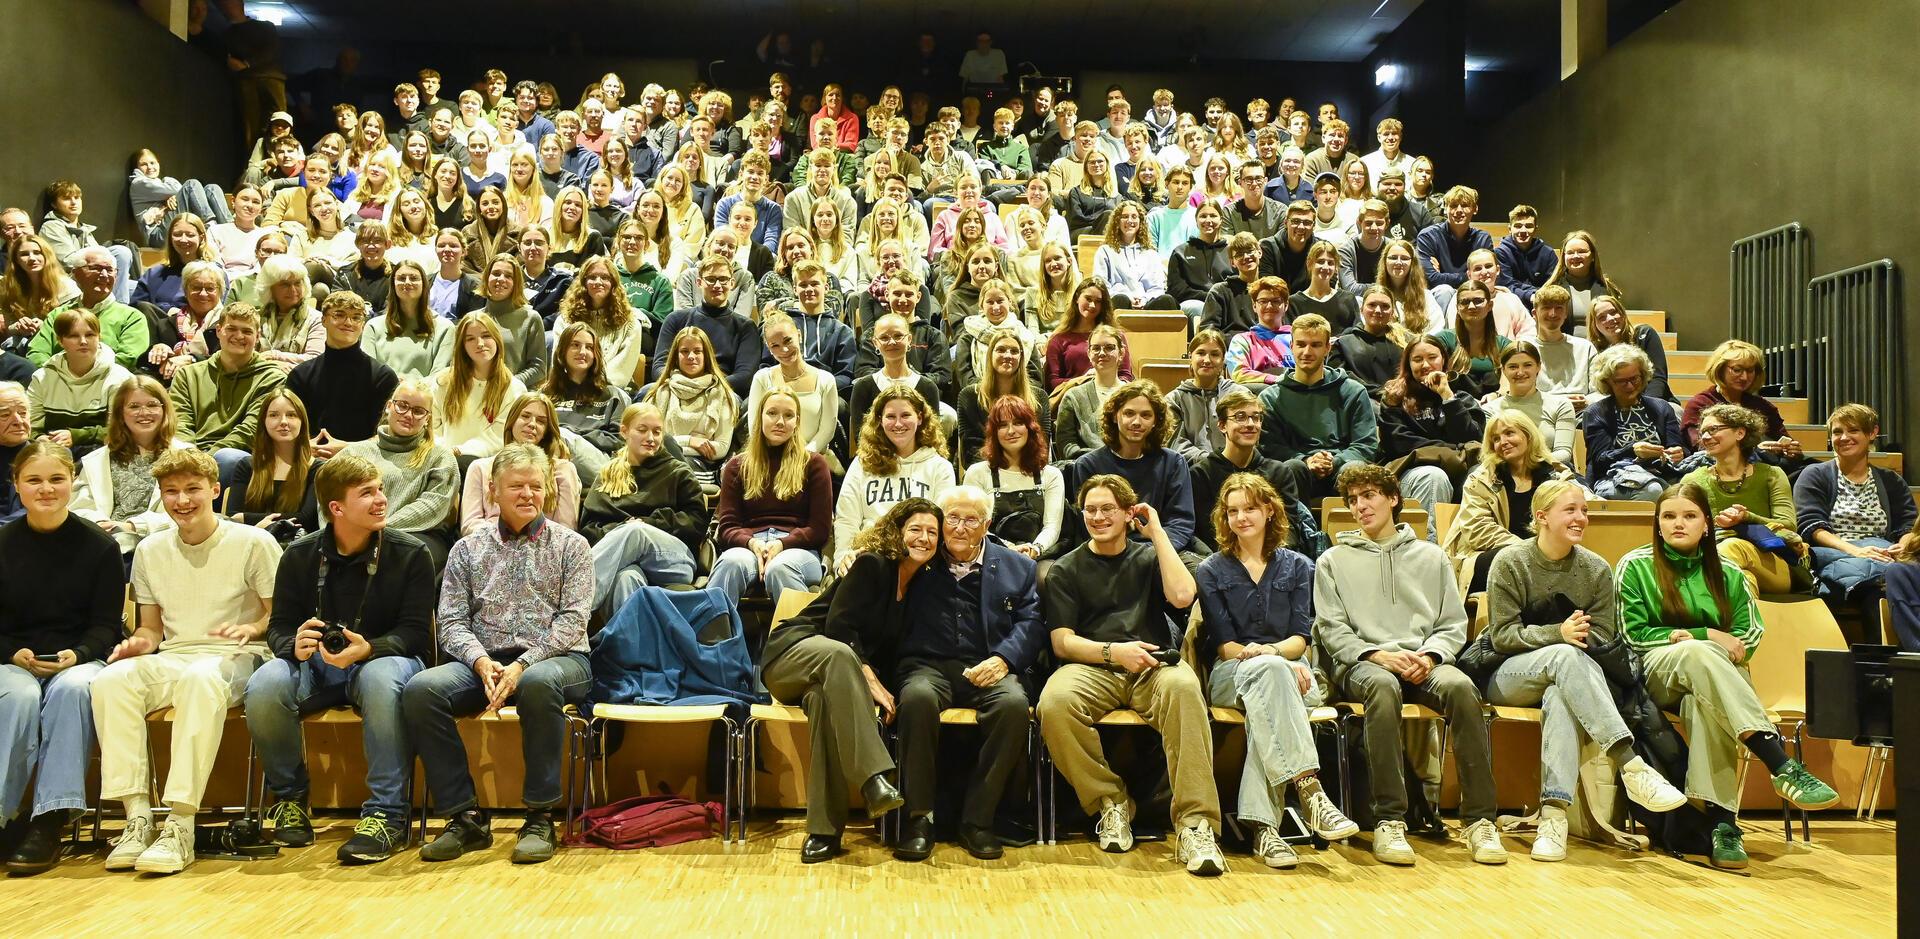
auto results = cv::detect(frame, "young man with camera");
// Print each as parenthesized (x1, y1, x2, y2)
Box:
(243, 453, 438, 863)
(1035, 474, 1225, 877)
(90, 449, 282, 874)
(402, 444, 593, 865)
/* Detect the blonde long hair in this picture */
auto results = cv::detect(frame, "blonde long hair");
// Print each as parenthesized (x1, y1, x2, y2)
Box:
(740, 388, 807, 500)
(592, 402, 660, 498)
(441, 311, 515, 426)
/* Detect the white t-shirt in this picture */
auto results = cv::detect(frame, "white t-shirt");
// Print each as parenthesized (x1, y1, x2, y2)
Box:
(132, 518, 281, 654)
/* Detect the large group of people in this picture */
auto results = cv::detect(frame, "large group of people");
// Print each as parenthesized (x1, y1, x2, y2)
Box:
(0, 41, 1889, 881)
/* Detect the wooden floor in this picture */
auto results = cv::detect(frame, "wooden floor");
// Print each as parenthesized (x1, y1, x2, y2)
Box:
(0, 813, 1895, 937)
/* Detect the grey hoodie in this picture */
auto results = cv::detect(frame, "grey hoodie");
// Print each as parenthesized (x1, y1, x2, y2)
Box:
(1164, 377, 1225, 460)
(1312, 523, 1468, 683)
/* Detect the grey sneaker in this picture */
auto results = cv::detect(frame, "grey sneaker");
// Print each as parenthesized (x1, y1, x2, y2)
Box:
(511, 810, 557, 864)
(104, 815, 154, 871)
(1095, 799, 1134, 853)
(1303, 790, 1360, 842)
(1253, 825, 1300, 869)
(420, 810, 493, 862)
(1176, 824, 1226, 876)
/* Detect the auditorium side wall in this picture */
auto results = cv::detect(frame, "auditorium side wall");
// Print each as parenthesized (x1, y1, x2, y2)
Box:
(1466, 0, 1920, 459)
(0, 0, 240, 236)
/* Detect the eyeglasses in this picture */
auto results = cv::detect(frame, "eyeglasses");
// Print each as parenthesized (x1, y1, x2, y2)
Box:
(701, 275, 733, 286)
(1226, 411, 1264, 425)
(946, 515, 984, 530)
(390, 402, 431, 419)
(1081, 505, 1124, 518)
(1087, 344, 1120, 355)
(325, 311, 367, 323)
(1697, 423, 1727, 438)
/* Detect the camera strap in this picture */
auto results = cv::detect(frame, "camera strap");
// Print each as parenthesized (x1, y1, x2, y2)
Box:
(316, 531, 382, 633)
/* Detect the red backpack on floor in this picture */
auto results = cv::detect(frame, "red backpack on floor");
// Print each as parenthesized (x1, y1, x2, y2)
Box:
(565, 796, 723, 849)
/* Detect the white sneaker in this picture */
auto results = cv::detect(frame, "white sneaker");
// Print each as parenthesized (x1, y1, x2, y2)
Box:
(1176, 824, 1226, 876)
(1303, 790, 1360, 842)
(105, 815, 154, 871)
(1371, 820, 1415, 866)
(1095, 799, 1134, 853)
(135, 816, 196, 874)
(1531, 813, 1568, 862)
(1620, 756, 1688, 812)
(1253, 825, 1299, 869)
(1464, 818, 1509, 865)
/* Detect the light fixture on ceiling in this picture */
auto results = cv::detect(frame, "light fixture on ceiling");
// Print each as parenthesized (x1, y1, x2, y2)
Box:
(1374, 63, 1398, 87)
(250, 3, 292, 26)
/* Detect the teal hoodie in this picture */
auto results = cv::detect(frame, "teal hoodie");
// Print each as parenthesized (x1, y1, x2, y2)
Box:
(1256, 364, 1377, 470)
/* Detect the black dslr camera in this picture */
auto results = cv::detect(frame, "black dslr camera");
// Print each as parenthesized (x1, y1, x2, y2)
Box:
(320, 622, 351, 655)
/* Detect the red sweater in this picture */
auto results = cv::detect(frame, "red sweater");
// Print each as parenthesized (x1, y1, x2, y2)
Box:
(716, 449, 833, 551)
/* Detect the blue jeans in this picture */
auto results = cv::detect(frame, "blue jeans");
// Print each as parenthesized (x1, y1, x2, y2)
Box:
(0, 661, 104, 823)
(1483, 644, 1632, 805)
(591, 521, 697, 620)
(1811, 538, 1893, 598)
(708, 535, 822, 608)
(1208, 655, 1323, 829)
(212, 447, 250, 492)
(401, 653, 590, 814)
(244, 654, 423, 820)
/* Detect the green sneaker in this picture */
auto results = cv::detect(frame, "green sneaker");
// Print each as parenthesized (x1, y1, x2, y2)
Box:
(1710, 822, 1748, 870)
(1771, 759, 1840, 810)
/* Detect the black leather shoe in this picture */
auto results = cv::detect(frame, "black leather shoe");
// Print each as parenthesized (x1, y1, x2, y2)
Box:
(861, 774, 904, 816)
(893, 814, 933, 862)
(957, 823, 1003, 860)
(5, 810, 75, 875)
(800, 833, 843, 864)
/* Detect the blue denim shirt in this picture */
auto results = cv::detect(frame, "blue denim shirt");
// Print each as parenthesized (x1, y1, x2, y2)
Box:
(1195, 547, 1315, 658)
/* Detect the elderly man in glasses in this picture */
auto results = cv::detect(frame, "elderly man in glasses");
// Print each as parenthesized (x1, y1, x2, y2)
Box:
(887, 485, 1044, 863)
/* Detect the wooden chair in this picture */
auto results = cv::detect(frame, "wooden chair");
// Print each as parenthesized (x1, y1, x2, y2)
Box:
(1432, 502, 1460, 547)
(1114, 311, 1188, 363)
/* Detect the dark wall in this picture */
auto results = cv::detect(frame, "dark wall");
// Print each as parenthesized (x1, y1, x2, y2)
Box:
(1465, 0, 1919, 353)
(1080, 63, 1366, 132)
(1363, 0, 1466, 167)
(0, 0, 238, 239)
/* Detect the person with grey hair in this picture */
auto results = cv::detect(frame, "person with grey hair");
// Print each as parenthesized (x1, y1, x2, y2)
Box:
(1578, 342, 1684, 502)
(28, 247, 150, 372)
(889, 483, 1044, 862)
(403, 442, 593, 865)
(0, 383, 30, 522)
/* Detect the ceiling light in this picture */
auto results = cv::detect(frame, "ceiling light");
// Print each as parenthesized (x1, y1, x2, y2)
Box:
(1374, 64, 1398, 87)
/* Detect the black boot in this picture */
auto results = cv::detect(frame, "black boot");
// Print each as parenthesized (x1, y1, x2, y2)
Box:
(5, 810, 77, 875)
(957, 822, 1003, 860)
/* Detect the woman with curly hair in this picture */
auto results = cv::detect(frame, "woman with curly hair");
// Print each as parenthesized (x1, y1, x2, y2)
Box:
(759, 497, 935, 863)
(1197, 472, 1359, 868)
(554, 255, 644, 390)
(833, 385, 953, 575)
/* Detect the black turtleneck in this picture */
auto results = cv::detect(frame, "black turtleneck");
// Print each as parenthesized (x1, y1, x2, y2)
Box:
(287, 343, 399, 441)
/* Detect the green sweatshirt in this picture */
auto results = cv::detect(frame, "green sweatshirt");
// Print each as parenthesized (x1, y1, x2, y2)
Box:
(168, 352, 286, 451)
(1615, 542, 1765, 654)
(1256, 365, 1378, 470)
